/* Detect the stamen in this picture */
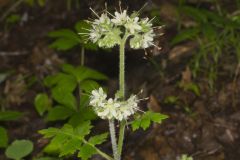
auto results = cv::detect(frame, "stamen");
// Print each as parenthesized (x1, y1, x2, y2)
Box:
(138, 97, 149, 101)
(105, 10, 115, 17)
(151, 43, 162, 50)
(90, 7, 100, 18)
(82, 28, 92, 31)
(137, 3, 148, 14)
(149, 16, 156, 23)
(119, 1, 122, 13)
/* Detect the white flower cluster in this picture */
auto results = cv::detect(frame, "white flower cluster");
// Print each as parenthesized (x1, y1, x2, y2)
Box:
(84, 9, 155, 49)
(89, 88, 139, 121)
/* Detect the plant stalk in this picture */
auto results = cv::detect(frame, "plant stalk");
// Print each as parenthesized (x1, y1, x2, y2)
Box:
(109, 120, 119, 160)
(81, 47, 85, 66)
(117, 34, 129, 159)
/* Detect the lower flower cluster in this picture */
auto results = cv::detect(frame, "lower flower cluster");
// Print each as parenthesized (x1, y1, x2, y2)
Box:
(89, 88, 138, 121)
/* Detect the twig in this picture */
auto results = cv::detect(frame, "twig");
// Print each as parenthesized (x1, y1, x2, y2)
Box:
(0, 0, 25, 22)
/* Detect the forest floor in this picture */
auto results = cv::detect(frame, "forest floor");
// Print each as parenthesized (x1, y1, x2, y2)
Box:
(0, 0, 240, 160)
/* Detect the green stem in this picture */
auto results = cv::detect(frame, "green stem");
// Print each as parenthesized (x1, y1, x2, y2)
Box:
(117, 34, 129, 159)
(117, 121, 126, 159)
(62, 132, 113, 160)
(83, 139, 114, 160)
(109, 120, 119, 160)
(119, 34, 128, 98)
(81, 47, 85, 66)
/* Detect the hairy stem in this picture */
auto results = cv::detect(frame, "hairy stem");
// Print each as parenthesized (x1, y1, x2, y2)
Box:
(109, 120, 119, 160)
(117, 34, 129, 159)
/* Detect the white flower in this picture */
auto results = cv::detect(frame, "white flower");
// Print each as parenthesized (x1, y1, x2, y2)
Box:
(124, 17, 142, 34)
(93, 13, 110, 25)
(141, 30, 155, 48)
(111, 10, 128, 25)
(90, 87, 107, 107)
(84, 8, 157, 50)
(140, 18, 152, 32)
(89, 88, 139, 121)
(89, 26, 102, 43)
(130, 34, 142, 49)
(97, 98, 121, 120)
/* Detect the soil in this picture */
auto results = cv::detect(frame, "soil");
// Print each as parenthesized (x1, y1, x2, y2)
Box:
(0, 0, 240, 160)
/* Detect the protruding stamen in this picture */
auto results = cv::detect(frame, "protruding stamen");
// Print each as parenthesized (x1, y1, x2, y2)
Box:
(90, 7, 100, 18)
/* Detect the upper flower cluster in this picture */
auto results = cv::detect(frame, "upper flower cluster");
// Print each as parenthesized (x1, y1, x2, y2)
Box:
(89, 88, 139, 121)
(83, 9, 156, 49)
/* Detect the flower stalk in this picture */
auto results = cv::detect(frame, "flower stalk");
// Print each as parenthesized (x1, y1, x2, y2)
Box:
(117, 34, 128, 159)
(109, 120, 119, 160)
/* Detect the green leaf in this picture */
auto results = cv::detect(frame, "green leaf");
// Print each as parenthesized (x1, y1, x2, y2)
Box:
(24, 0, 34, 6)
(44, 73, 77, 92)
(5, 140, 33, 160)
(34, 93, 51, 116)
(180, 154, 193, 160)
(51, 86, 77, 110)
(74, 21, 98, 50)
(39, 127, 60, 138)
(131, 118, 141, 131)
(49, 38, 79, 51)
(141, 117, 151, 130)
(48, 29, 80, 51)
(62, 65, 108, 82)
(131, 111, 168, 131)
(75, 21, 91, 34)
(0, 126, 8, 148)
(179, 6, 207, 23)
(182, 83, 201, 96)
(46, 106, 74, 121)
(164, 96, 179, 104)
(149, 112, 169, 123)
(68, 107, 97, 127)
(40, 122, 93, 157)
(6, 14, 21, 24)
(80, 80, 100, 93)
(79, 94, 91, 108)
(77, 144, 96, 160)
(88, 133, 108, 145)
(59, 138, 81, 157)
(38, 0, 46, 7)
(74, 121, 93, 137)
(0, 111, 22, 121)
(48, 29, 80, 41)
(34, 157, 60, 160)
(201, 23, 216, 41)
(201, 10, 226, 26)
(171, 27, 200, 45)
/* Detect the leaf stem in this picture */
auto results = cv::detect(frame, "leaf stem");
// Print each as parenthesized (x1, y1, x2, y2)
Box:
(83, 139, 114, 160)
(80, 47, 85, 66)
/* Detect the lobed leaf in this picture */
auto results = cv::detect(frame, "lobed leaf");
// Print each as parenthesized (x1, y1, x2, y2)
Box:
(88, 133, 109, 145)
(46, 106, 74, 121)
(131, 111, 168, 131)
(78, 144, 96, 160)
(51, 86, 77, 110)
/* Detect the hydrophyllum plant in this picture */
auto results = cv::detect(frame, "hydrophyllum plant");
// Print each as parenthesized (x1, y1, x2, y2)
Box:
(40, 7, 168, 160)
(81, 7, 168, 160)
